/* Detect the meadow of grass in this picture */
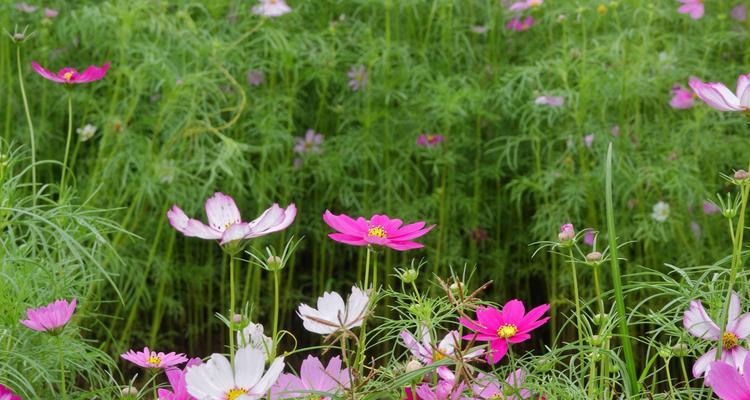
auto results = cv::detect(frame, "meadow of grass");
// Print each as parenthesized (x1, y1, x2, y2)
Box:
(3, 0, 750, 399)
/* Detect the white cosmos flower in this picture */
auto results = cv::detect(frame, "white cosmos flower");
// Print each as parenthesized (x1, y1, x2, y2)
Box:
(651, 201, 670, 223)
(76, 124, 97, 141)
(252, 0, 292, 17)
(297, 286, 369, 335)
(185, 347, 284, 400)
(237, 322, 273, 360)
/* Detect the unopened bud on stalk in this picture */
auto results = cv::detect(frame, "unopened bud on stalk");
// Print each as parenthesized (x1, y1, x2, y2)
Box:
(658, 347, 672, 360)
(400, 268, 419, 284)
(232, 314, 243, 324)
(735, 169, 749, 181)
(405, 360, 423, 374)
(589, 335, 603, 347)
(671, 343, 689, 357)
(13, 33, 25, 42)
(120, 386, 138, 399)
(593, 313, 609, 326)
(267, 255, 283, 271)
(586, 251, 602, 263)
(450, 281, 464, 297)
(558, 223, 576, 244)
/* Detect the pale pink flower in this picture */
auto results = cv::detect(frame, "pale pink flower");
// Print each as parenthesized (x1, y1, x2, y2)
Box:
(31, 61, 109, 84)
(247, 70, 265, 86)
(690, 74, 750, 112)
(732, 4, 747, 21)
(583, 230, 595, 246)
(683, 292, 750, 378)
(271, 356, 350, 399)
(471, 25, 488, 34)
(415, 380, 467, 400)
(670, 83, 696, 109)
(584, 134, 595, 148)
(706, 355, 750, 400)
(558, 223, 575, 242)
(0, 385, 21, 400)
(252, 0, 292, 17)
(509, 0, 543, 11)
(703, 200, 721, 215)
(691, 221, 702, 240)
(534, 95, 564, 107)
(297, 286, 369, 335)
(44, 7, 58, 18)
(417, 134, 445, 148)
(157, 358, 202, 400)
(294, 129, 324, 154)
(186, 347, 285, 399)
(323, 210, 434, 251)
(122, 347, 188, 369)
(400, 324, 483, 365)
(506, 16, 534, 31)
(20, 298, 76, 332)
(16, 2, 37, 13)
(611, 125, 621, 137)
(678, 0, 705, 20)
(167, 192, 296, 246)
(347, 65, 368, 91)
(472, 370, 530, 400)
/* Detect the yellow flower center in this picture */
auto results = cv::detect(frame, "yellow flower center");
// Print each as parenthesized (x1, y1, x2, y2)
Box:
(530, 0, 541, 6)
(368, 225, 387, 238)
(147, 356, 161, 366)
(489, 395, 504, 400)
(433, 351, 446, 361)
(63, 72, 74, 81)
(227, 388, 249, 400)
(497, 324, 518, 339)
(723, 332, 739, 350)
(427, 135, 435, 141)
(597, 4, 607, 14)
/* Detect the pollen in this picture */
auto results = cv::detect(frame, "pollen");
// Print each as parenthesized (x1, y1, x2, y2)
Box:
(433, 351, 446, 361)
(227, 388, 249, 400)
(497, 324, 518, 339)
(723, 332, 739, 350)
(367, 225, 387, 238)
(63, 72, 74, 81)
(147, 356, 162, 366)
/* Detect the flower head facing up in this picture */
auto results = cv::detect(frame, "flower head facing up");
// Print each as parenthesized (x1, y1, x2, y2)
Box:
(416, 134, 445, 148)
(31, 61, 110, 84)
(167, 192, 296, 246)
(472, 370, 530, 400)
(77, 124, 97, 142)
(247, 70, 265, 86)
(0, 384, 21, 400)
(121, 347, 188, 370)
(690, 74, 750, 112)
(683, 292, 750, 378)
(534, 95, 565, 107)
(506, 16, 534, 32)
(509, 0, 543, 12)
(347, 65, 368, 91)
(294, 129, 324, 154)
(298, 286, 369, 335)
(20, 298, 76, 333)
(678, 0, 705, 20)
(400, 324, 484, 366)
(323, 210, 435, 251)
(651, 201, 670, 223)
(707, 355, 750, 400)
(186, 347, 284, 400)
(670, 80, 698, 109)
(252, 0, 292, 17)
(271, 355, 350, 399)
(460, 299, 550, 364)
(157, 358, 203, 400)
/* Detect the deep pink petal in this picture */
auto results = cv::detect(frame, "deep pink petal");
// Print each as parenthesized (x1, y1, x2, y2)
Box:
(501, 300, 526, 325)
(328, 233, 368, 246)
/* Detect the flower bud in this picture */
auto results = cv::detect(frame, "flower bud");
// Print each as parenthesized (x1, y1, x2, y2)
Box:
(120, 386, 138, 399)
(658, 347, 672, 360)
(558, 223, 575, 244)
(232, 314, 243, 324)
(586, 251, 602, 263)
(735, 169, 749, 181)
(450, 281, 464, 297)
(593, 313, 609, 326)
(589, 335, 604, 347)
(671, 343, 689, 357)
(13, 33, 25, 42)
(405, 359, 423, 374)
(400, 268, 419, 284)
(267, 255, 283, 271)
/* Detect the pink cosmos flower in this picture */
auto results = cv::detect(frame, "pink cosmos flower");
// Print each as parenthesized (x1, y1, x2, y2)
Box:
(294, 129, 324, 154)
(400, 324, 484, 365)
(20, 298, 76, 332)
(706, 355, 750, 400)
(323, 210, 435, 251)
(472, 370, 530, 400)
(670, 83, 696, 109)
(534, 95, 565, 107)
(16, 2, 37, 13)
(584, 134, 595, 148)
(558, 223, 575, 242)
(247, 70, 265, 86)
(689, 74, 750, 112)
(678, 0, 704, 20)
(347, 65, 368, 91)
(506, 16, 534, 32)
(157, 358, 203, 400)
(509, 0, 543, 12)
(583, 230, 595, 247)
(271, 356, 350, 399)
(167, 192, 296, 246)
(460, 299, 550, 364)
(683, 292, 750, 378)
(44, 7, 59, 18)
(415, 380, 467, 400)
(0, 384, 21, 400)
(252, 0, 292, 17)
(732, 4, 747, 22)
(297, 286, 369, 335)
(416, 134, 445, 148)
(31, 61, 110, 84)
(703, 200, 721, 215)
(121, 347, 188, 369)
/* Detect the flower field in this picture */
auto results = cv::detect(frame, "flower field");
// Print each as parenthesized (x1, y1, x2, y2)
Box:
(3, 0, 750, 399)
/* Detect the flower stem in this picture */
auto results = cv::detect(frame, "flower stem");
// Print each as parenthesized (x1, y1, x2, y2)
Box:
(363, 247, 371, 290)
(60, 93, 73, 197)
(356, 249, 374, 372)
(272, 269, 280, 358)
(592, 264, 605, 317)
(15, 46, 36, 204)
(567, 248, 583, 346)
(58, 336, 67, 400)
(229, 255, 236, 362)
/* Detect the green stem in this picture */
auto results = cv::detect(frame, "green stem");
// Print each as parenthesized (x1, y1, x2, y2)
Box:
(363, 247, 372, 290)
(272, 269, 280, 358)
(567, 248, 583, 347)
(356, 249, 374, 371)
(15, 46, 36, 203)
(229, 255, 236, 362)
(605, 143, 638, 395)
(58, 336, 67, 399)
(60, 94, 73, 197)
(592, 265, 605, 317)
(679, 357, 693, 400)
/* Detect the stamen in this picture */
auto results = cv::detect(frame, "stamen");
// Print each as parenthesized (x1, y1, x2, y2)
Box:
(497, 324, 518, 339)
(227, 388, 249, 400)
(367, 225, 387, 238)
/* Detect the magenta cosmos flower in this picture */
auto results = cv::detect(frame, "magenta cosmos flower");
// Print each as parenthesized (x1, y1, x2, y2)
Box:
(0, 384, 21, 400)
(31, 61, 109, 84)
(323, 210, 434, 251)
(707, 355, 750, 400)
(670, 80, 698, 109)
(506, 16, 534, 32)
(472, 370, 530, 400)
(271, 355, 350, 399)
(121, 347, 188, 369)
(678, 0, 704, 20)
(416, 134, 445, 148)
(460, 299, 550, 364)
(158, 358, 203, 400)
(168, 192, 296, 246)
(20, 298, 76, 332)
(684, 292, 750, 378)
(690, 74, 750, 112)
(294, 129, 324, 154)
(252, 0, 292, 17)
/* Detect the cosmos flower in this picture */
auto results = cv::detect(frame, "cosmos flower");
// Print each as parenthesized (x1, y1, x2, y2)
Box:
(583, 230, 595, 247)
(121, 347, 188, 370)
(247, 70, 265, 86)
(508, 0, 543, 12)
(534, 95, 564, 107)
(414, 380, 467, 400)
(689, 74, 750, 112)
(584, 134, 595, 148)
(77, 124, 97, 142)
(416, 134, 445, 148)
(271, 356, 350, 399)
(651, 201, 670, 223)
(472, 370, 531, 400)
(293, 129, 324, 154)
(683, 292, 750, 378)
(506, 16, 534, 32)
(31, 61, 110, 84)
(44, 7, 58, 18)
(703, 200, 721, 215)
(558, 223, 575, 242)
(167, 192, 296, 246)
(157, 358, 203, 400)
(670, 83, 696, 109)
(20, 298, 76, 332)
(252, 0, 292, 17)
(237, 322, 273, 360)
(0, 385, 21, 400)
(323, 211, 435, 251)
(16, 2, 37, 13)
(347, 65, 368, 91)
(297, 286, 369, 335)
(707, 355, 750, 400)
(732, 4, 747, 21)
(460, 299, 550, 364)
(677, 0, 705, 20)
(400, 324, 483, 365)
(186, 347, 285, 400)
(471, 25, 488, 34)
